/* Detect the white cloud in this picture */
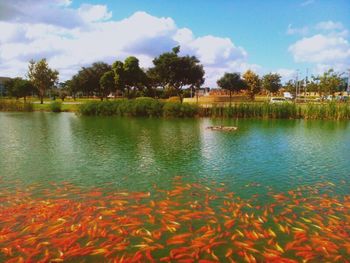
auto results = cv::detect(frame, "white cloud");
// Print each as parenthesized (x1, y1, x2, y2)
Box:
(287, 24, 309, 36)
(288, 21, 350, 74)
(275, 69, 296, 82)
(78, 4, 112, 22)
(289, 34, 350, 63)
(301, 0, 315, 7)
(0, 2, 257, 87)
(315, 21, 344, 31)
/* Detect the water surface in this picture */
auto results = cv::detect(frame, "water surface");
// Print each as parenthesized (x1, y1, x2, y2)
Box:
(0, 112, 349, 262)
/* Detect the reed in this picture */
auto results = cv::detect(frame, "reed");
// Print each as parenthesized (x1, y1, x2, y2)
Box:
(0, 100, 33, 112)
(78, 100, 350, 120)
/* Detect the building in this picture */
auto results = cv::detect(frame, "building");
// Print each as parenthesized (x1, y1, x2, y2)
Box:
(0, 77, 12, 96)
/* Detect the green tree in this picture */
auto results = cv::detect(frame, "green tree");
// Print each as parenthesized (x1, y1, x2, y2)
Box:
(76, 62, 111, 98)
(5, 78, 34, 101)
(99, 71, 115, 100)
(112, 61, 126, 97)
(283, 79, 295, 93)
(318, 69, 343, 95)
(151, 46, 205, 102)
(27, 59, 59, 104)
(217, 72, 247, 104)
(262, 73, 282, 95)
(243, 70, 261, 100)
(123, 56, 147, 98)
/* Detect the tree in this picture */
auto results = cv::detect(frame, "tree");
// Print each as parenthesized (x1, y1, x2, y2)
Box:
(123, 56, 147, 97)
(283, 79, 295, 93)
(318, 69, 343, 95)
(217, 72, 246, 104)
(27, 59, 59, 104)
(112, 61, 126, 97)
(75, 62, 111, 99)
(151, 46, 205, 102)
(262, 73, 281, 95)
(99, 71, 115, 100)
(243, 70, 261, 100)
(5, 78, 34, 101)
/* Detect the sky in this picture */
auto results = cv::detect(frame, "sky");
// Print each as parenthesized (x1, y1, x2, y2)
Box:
(0, 0, 349, 86)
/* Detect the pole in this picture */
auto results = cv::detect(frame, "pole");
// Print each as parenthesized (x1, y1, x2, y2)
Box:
(305, 68, 308, 103)
(295, 69, 299, 102)
(347, 69, 350, 95)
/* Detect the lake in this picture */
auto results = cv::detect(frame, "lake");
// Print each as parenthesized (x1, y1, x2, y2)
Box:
(0, 112, 349, 262)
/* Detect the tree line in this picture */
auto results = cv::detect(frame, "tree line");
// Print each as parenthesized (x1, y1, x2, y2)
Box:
(3, 46, 347, 104)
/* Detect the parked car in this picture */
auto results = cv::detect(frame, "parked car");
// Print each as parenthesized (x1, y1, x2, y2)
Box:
(283, 92, 294, 100)
(270, 97, 288, 104)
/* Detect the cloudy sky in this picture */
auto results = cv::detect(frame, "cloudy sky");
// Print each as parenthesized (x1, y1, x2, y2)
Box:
(0, 0, 349, 86)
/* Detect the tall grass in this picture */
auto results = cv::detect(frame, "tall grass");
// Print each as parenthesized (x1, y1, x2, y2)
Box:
(200, 102, 350, 120)
(79, 100, 350, 120)
(0, 100, 33, 112)
(79, 98, 199, 118)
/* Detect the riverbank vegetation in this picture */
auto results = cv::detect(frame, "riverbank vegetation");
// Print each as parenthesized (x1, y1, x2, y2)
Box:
(0, 100, 33, 112)
(78, 99, 350, 120)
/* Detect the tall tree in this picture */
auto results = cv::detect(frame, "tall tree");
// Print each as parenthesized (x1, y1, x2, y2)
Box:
(262, 73, 282, 95)
(27, 59, 59, 104)
(76, 62, 111, 99)
(318, 69, 343, 95)
(99, 71, 115, 100)
(217, 72, 246, 104)
(123, 56, 147, 97)
(112, 61, 126, 97)
(243, 70, 261, 100)
(151, 46, 205, 102)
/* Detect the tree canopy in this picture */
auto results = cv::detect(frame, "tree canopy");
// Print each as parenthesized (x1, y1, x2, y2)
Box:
(151, 46, 205, 102)
(243, 70, 261, 100)
(5, 78, 34, 101)
(262, 73, 282, 94)
(217, 72, 246, 103)
(27, 59, 59, 104)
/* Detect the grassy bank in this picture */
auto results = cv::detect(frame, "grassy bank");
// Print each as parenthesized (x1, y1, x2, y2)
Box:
(2, 98, 350, 120)
(78, 98, 350, 120)
(0, 100, 34, 112)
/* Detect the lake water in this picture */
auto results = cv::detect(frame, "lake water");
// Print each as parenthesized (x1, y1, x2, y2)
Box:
(0, 112, 349, 262)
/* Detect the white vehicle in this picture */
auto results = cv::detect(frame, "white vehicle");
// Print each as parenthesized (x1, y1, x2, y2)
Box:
(283, 92, 294, 100)
(270, 97, 287, 104)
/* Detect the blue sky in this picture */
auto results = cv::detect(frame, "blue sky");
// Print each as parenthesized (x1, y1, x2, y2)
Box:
(0, 0, 349, 85)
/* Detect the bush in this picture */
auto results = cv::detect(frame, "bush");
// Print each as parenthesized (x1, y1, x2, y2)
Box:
(50, 101, 62, 112)
(163, 102, 198, 117)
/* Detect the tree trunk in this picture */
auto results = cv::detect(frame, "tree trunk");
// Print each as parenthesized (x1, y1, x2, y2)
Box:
(24, 96, 26, 102)
(40, 95, 43, 104)
(229, 90, 232, 106)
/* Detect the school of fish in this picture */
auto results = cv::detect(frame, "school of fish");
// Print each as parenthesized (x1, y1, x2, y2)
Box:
(0, 176, 349, 262)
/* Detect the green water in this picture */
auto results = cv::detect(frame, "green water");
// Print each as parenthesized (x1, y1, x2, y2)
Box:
(0, 112, 349, 194)
(0, 112, 350, 262)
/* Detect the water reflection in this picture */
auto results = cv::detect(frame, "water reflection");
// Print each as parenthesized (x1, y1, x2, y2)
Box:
(0, 113, 349, 195)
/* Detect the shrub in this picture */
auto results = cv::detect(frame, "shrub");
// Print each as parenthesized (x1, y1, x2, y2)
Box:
(50, 101, 62, 112)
